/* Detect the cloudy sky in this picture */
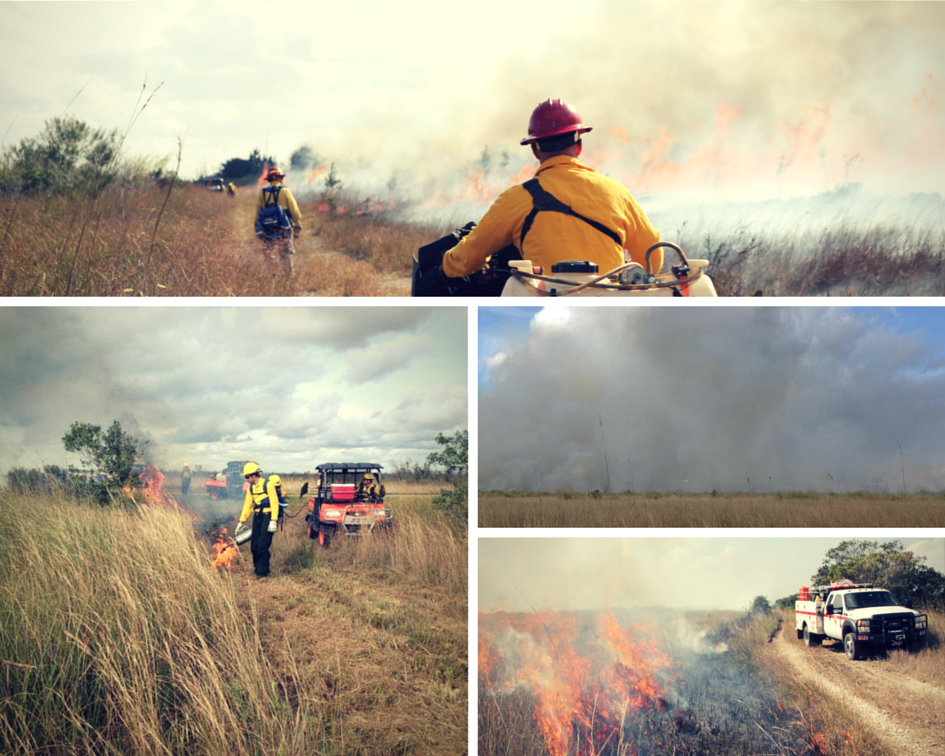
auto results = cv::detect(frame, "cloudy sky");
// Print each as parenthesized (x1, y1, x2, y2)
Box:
(479, 536, 945, 612)
(1, 0, 942, 216)
(0, 305, 466, 475)
(479, 306, 945, 493)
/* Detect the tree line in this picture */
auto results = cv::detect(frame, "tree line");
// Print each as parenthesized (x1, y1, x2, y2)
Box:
(4, 422, 469, 527)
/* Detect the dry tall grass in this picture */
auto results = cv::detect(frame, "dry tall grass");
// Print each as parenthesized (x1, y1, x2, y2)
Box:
(7, 173, 944, 297)
(0, 484, 467, 755)
(760, 607, 945, 756)
(478, 490, 945, 528)
(686, 224, 945, 297)
(0, 489, 318, 755)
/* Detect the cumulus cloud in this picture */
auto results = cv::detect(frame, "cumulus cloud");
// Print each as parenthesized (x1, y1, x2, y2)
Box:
(0, 307, 467, 473)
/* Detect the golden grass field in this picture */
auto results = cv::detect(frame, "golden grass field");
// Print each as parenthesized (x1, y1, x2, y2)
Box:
(2, 177, 943, 297)
(0, 479, 466, 756)
(478, 490, 945, 528)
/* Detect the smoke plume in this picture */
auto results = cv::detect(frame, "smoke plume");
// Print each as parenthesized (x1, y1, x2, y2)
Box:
(479, 307, 945, 492)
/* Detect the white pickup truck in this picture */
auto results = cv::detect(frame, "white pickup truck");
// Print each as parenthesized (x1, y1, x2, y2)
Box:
(795, 579, 927, 660)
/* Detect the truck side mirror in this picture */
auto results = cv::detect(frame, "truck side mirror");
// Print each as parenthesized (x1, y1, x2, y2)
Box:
(825, 606, 833, 615)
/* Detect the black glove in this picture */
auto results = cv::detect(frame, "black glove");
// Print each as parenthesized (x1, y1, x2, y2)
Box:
(453, 221, 477, 241)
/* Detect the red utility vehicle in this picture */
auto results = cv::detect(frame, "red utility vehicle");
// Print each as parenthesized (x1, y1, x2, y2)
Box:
(305, 463, 392, 547)
(204, 460, 250, 500)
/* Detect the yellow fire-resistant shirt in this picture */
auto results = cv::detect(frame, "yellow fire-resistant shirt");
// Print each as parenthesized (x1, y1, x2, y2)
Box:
(239, 477, 281, 524)
(256, 182, 303, 227)
(442, 156, 661, 278)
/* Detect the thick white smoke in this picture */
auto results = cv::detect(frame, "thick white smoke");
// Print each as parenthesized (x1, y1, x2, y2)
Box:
(479, 307, 945, 492)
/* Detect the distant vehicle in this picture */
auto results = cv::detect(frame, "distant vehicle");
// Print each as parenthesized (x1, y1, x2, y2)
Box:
(304, 463, 392, 547)
(205, 178, 225, 192)
(204, 460, 250, 500)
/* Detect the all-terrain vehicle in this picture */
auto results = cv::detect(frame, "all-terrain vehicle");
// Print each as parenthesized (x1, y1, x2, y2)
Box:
(411, 223, 717, 297)
(304, 463, 393, 547)
(204, 460, 250, 500)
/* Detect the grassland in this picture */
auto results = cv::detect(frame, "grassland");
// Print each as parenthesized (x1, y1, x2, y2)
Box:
(477, 490, 945, 528)
(0, 182, 443, 297)
(0, 481, 467, 755)
(2, 178, 943, 297)
(478, 606, 944, 756)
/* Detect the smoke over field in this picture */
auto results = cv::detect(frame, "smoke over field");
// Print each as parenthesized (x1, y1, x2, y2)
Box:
(479, 307, 945, 493)
(288, 0, 945, 236)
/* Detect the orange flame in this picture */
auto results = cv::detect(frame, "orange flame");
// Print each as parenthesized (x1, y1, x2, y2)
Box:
(480, 610, 675, 756)
(211, 529, 240, 571)
(126, 465, 181, 510)
(257, 162, 270, 189)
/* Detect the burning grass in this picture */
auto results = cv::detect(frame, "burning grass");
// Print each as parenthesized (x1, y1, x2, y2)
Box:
(684, 222, 945, 297)
(0, 481, 467, 755)
(478, 607, 874, 756)
(477, 490, 945, 529)
(7, 172, 945, 297)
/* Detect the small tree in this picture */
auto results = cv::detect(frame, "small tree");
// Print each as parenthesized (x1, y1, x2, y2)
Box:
(426, 430, 468, 475)
(324, 162, 342, 213)
(427, 430, 468, 528)
(774, 595, 796, 610)
(0, 115, 119, 195)
(749, 595, 772, 614)
(62, 420, 146, 504)
(290, 145, 318, 171)
(218, 148, 276, 183)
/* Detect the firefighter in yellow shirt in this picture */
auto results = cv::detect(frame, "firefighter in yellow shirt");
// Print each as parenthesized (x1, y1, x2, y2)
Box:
(255, 167, 303, 276)
(234, 462, 281, 578)
(440, 99, 661, 281)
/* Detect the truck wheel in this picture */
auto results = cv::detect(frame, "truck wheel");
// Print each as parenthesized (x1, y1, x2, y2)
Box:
(803, 625, 820, 647)
(318, 526, 332, 548)
(796, 628, 804, 640)
(209, 491, 219, 500)
(843, 632, 861, 660)
(307, 522, 317, 540)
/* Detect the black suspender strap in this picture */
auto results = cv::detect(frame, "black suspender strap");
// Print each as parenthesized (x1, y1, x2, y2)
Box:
(520, 178, 622, 248)
(264, 186, 282, 207)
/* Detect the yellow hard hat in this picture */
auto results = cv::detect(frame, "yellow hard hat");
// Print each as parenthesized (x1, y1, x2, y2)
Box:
(363, 473, 373, 479)
(242, 462, 262, 478)
(269, 474, 282, 485)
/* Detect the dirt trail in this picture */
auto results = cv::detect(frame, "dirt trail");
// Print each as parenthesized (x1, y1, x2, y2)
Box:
(772, 627, 945, 755)
(297, 233, 412, 296)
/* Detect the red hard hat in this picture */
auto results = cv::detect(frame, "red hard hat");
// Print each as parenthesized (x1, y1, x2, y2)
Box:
(267, 167, 285, 180)
(520, 99, 593, 146)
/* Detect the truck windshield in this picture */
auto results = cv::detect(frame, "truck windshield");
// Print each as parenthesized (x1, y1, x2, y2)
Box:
(844, 591, 899, 610)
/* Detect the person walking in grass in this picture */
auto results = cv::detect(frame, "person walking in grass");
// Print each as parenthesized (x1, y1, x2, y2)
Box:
(439, 98, 662, 281)
(234, 462, 281, 578)
(255, 166, 302, 276)
(181, 462, 191, 495)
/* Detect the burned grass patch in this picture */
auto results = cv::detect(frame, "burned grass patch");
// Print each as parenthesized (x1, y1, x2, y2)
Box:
(479, 608, 865, 756)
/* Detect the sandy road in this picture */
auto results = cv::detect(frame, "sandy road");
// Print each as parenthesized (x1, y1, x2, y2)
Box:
(772, 626, 945, 755)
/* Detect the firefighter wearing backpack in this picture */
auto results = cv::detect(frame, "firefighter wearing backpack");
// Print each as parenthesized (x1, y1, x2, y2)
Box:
(439, 99, 662, 280)
(255, 167, 302, 275)
(234, 462, 286, 578)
